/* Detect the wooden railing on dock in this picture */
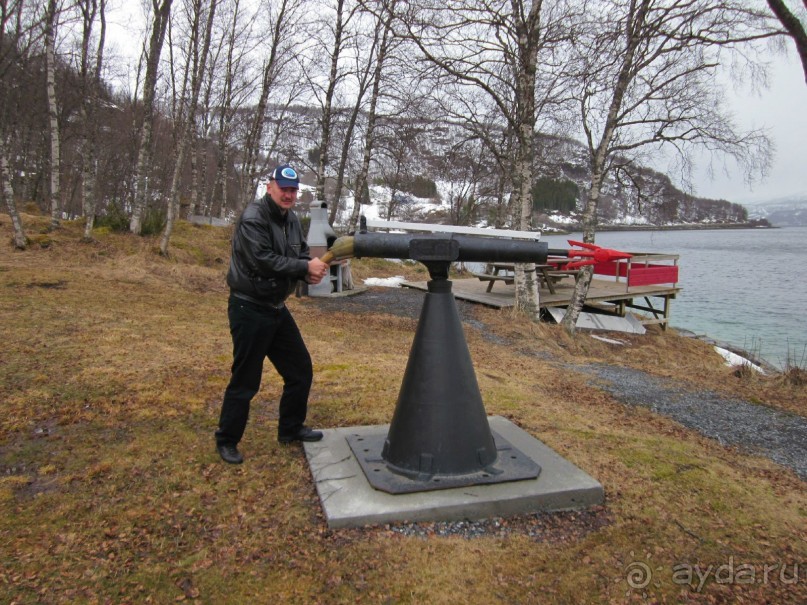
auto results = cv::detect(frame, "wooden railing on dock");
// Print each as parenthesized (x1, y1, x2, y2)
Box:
(547, 252, 679, 292)
(596, 253, 678, 291)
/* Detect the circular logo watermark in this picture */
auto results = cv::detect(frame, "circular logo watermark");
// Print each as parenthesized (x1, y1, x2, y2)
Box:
(625, 561, 652, 589)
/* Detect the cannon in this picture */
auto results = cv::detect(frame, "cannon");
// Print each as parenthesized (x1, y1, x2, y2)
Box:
(322, 224, 630, 494)
(322, 231, 629, 271)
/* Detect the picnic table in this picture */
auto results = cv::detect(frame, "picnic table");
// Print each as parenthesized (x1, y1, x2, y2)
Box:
(473, 262, 575, 294)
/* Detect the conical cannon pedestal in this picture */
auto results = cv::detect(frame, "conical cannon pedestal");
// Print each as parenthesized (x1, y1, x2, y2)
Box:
(346, 260, 540, 494)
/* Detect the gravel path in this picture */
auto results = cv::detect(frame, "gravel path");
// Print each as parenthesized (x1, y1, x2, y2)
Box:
(574, 363, 807, 480)
(316, 285, 469, 320)
(316, 286, 806, 480)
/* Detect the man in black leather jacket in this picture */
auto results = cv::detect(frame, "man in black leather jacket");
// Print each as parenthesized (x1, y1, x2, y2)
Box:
(215, 164, 329, 464)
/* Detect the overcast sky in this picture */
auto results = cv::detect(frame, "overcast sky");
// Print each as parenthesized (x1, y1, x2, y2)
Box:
(686, 50, 807, 205)
(104, 4, 805, 207)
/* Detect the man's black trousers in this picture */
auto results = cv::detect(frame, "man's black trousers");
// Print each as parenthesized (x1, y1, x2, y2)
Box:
(216, 295, 313, 446)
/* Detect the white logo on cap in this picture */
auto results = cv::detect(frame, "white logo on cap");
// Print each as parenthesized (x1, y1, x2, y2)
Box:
(280, 167, 297, 180)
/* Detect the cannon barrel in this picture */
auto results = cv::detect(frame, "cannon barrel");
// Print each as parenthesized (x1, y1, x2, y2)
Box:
(322, 233, 571, 265)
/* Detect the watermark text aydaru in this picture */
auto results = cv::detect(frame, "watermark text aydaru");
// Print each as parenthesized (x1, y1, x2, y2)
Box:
(626, 557, 802, 593)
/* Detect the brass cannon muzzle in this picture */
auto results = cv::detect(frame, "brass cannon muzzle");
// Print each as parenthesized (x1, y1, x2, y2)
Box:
(319, 236, 355, 264)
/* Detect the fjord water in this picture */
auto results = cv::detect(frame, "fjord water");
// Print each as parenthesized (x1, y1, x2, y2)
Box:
(541, 226, 807, 369)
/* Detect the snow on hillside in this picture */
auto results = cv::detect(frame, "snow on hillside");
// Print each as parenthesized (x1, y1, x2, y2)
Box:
(743, 194, 807, 227)
(337, 184, 448, 226)
(331, 184, 669, 233)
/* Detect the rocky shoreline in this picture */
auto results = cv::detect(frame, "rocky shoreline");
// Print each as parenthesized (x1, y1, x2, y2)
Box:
(674, 328, 781, 374)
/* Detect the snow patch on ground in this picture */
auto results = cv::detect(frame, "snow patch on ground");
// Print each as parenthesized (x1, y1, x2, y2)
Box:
(547, 212, 579, 225)
(363, 275, 406, 287)
(714, 346, 766, 374)
(619, 214, 650, 225)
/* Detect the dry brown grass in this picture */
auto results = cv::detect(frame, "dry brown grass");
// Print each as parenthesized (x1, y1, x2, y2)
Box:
(1, 214, 805, 604)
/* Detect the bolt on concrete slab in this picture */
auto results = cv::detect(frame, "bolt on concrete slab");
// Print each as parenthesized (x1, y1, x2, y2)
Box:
(303, 415, 604, 529)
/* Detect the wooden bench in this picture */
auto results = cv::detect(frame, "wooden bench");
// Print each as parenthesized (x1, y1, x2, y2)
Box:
(474, 263, 570, 294)
(547, 269, 578, 281)
(472, 272, 514, 292)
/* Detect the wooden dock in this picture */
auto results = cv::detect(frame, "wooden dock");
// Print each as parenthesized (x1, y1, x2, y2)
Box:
(402, 274, 681, 328)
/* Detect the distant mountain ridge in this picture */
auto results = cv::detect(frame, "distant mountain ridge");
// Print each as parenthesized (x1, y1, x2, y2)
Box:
(743, 194, 807, 227)
(528, 133, 751, 228)
(395, 121, 753, 228)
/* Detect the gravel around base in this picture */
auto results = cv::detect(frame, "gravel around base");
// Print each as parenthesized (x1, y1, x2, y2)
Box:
(381, 506, 611, 540)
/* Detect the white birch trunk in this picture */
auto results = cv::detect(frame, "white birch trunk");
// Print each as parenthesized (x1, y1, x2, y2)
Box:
(1, 140, 27, 249)
(45, 0, 61, 229)
(211, 98, 229, 219)
(187, 133, 198, 218)
(348, 32, 384, 232)
(219, 146, 228, 220)
(199, 138, 209, 217)
(347, 2, 396, 233)
(81, 0, 107, 242)
(316, 0, 345, 203)
(238, 63, 271, 206)
(330, 89, 364, 225)
(561, 1, 650, 334)
(238, 0, 292, 208)
(160, 0, 217, 255)
(203, 0, 238, 220)
(130, 0, 173, 235)
(513, 132, 540, 319)
(511, 0, 542, 320)
(80, 116, 97, 240)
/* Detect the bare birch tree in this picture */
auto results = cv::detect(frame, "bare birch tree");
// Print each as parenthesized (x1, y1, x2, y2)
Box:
(237, 0, 305, 207)
(190, 87, 210, 218)
(327, 37, 373, 224)
(429, 91, 520, 228)
(204, 6, 230, 220)
(560, 0, 775, 334)
(44, 0, 61, 229)
(129, 0, 173, 235)
(205, 0, 259, 220)
(160, 0, 217, 255)
(326, 0, 397, 225)
(346, 0, 397, 233)
(191, 11, 225, 220)
(397, 0, 573, 319)
(0, 0, 28, 248)
(77, 0, 106, 241)
(166, 10, 192, 145)
(1, 138, 26, 248)
(438, 137, 493, 227)
(309, 0, 354, 203)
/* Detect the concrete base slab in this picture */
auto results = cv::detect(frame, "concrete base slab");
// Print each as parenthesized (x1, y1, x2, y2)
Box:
(303, 416, 604, 529)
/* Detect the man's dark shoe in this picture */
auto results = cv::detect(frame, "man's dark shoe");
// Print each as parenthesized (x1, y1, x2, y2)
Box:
(217, 443, 244, 464)
(278, 426, 323, 444)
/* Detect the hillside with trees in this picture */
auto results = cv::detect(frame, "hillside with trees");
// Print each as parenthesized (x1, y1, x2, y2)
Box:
(1, 0, 789, 317)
